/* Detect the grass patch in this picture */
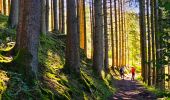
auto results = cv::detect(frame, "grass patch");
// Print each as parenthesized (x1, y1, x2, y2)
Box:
(140, 82, 170, 99)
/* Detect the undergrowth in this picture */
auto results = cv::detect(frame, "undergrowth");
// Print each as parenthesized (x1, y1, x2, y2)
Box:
(140, 82, 170, 99)
(0, 15, 116, 100)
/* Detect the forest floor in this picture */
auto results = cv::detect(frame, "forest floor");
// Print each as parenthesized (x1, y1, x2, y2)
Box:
(109, 74, 157, 100)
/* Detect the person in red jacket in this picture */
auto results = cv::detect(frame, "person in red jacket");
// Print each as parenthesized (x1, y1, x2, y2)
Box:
(131, 67, 135, 80)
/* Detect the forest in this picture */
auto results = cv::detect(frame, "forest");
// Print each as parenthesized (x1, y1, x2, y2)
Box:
(0, 0, 169, 99)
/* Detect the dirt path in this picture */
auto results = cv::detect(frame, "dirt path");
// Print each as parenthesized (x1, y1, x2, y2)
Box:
(109, 74, 157, 100)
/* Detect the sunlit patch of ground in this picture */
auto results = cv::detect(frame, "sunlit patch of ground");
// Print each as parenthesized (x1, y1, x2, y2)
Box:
(109, 74, 157, 100)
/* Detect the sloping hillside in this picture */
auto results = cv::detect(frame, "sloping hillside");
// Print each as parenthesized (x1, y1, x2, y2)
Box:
(0, 15, 115, 100)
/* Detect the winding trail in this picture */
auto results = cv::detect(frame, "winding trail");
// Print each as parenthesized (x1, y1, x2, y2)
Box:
(109, 74, 157, 100)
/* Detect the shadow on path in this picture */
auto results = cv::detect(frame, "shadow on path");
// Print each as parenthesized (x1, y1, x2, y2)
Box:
(109, 74, 157, 100)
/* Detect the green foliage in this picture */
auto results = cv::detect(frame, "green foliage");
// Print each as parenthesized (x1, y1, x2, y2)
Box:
(126, 12, 140, 66)
(141, 82, 170, 99)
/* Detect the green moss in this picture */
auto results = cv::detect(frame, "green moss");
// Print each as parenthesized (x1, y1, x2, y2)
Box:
(0, 14, 116, 99)
(0, 71, 8, 100)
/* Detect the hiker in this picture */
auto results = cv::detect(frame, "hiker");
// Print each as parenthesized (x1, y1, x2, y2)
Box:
(119, 66, 124, 80)
(131, 67, 135, 80)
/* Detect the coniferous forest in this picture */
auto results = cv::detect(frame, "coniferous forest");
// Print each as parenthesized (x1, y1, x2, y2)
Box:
(0, 0, 169, 99)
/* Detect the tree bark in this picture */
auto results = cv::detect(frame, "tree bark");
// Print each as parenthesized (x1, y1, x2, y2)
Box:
(90, 0, 94, 58)
(0, 0, 2, 13)
(46, 0, 49, 31)
(65, 0, 80, 73)
(93, 0, 104, 76)
(59, 0, 62, 32)
(110, 0, 115, 69)
(150, 0, 156, 86)
(103, 0, 109, 72)
(158, 9, 165, 90)
(78, 0, 86, 52)
(8, 0, 19, 29)
(41, 0, 47, 34)
(3, 0, 6, 15)
(154, 0, 162, 89)
(147, 0, 151, 86)
(16, 0, 41, 83)
(51, 0, 54, 31)
(53, 0, 58, 31)
(121, 0, 125, 66)
(114, 0, 119, 68)
(139, 0, 147, 82)
(7, 0, 10, 15)
(61, 0, 65, 33)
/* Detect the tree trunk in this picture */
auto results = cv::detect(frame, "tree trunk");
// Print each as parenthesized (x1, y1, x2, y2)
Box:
(118, 0, 122, 67)
(150, 0, 156, 86)
(154, 0, 162, 89)
(41, 0, 47, 34)
(114, 0, 118, 68)
(59, 0, 62, 32)
(90, 0, 94, 58)
(78, 0, 86, 53)
(53, 0, 58, 31)
(110, 0, 114, 69)
(139, 0, 147, 83)
(123, 2, 127, 67)
(147, 0, 151, 86)
(83, 0, 86, 54)
(65, 0, 80, 74)
(158, 9, 165, 90)
(3, 0, 6, 15)
(16, 0, 41, 83)
(0, 0, 2, 13)
(93, 0, 104, 76)
(7, 0, 10, 15)
(8, 0, 19, 29)
(46, 0, 49, 31)
(121, 0, 125, 66)
(103, 0, 109, 72)
(61, 0, 65, 33)
(51, 0, 54, 31)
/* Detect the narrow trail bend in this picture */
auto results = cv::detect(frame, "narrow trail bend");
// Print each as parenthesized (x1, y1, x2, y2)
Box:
(109, 74, 157, 100)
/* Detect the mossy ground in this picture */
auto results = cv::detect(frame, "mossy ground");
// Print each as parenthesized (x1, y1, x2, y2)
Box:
(0, 14, 116, 100)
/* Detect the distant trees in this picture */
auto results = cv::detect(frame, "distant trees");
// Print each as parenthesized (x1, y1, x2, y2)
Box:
(78, 0, 87, 53)
(41, 0, 47, 34)
(53, 0, 58, 32)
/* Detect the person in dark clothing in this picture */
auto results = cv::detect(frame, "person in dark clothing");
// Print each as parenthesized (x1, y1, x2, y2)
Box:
(120, 67, 124, 80)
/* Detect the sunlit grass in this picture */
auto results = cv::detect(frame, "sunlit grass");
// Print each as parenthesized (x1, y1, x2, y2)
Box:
(0, 70, 9, 99)
(139, 81, 170, 99)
